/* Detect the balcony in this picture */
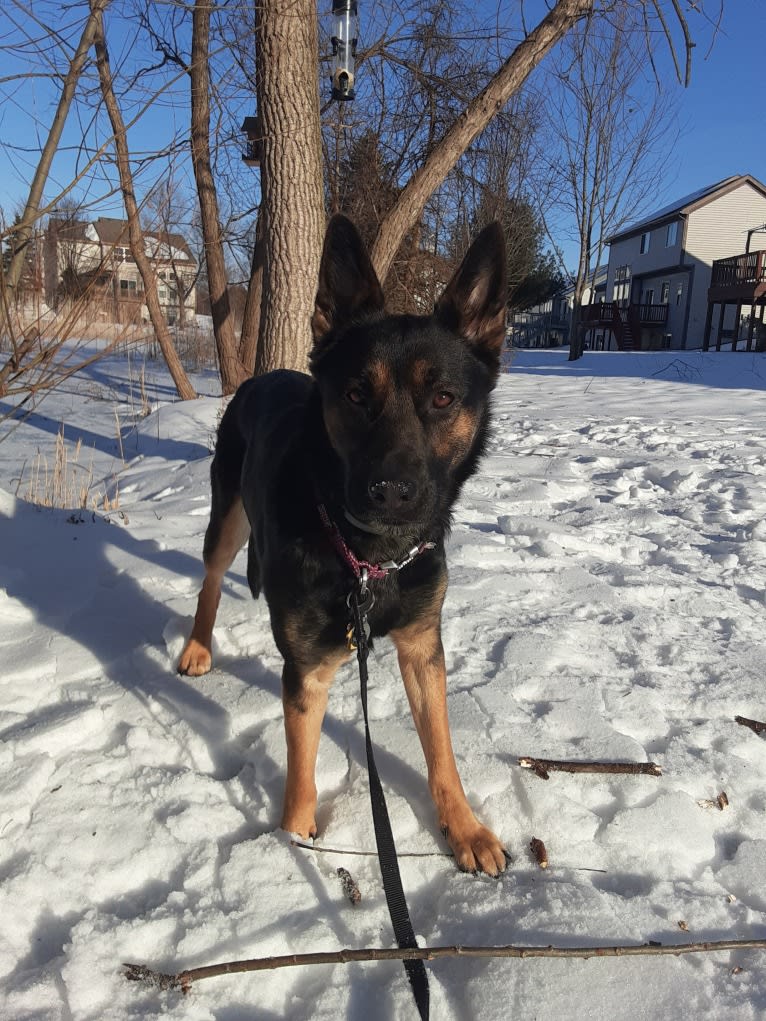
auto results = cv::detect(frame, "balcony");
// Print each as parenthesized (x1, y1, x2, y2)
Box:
(581, 302, 668, 351)
(709, 250, 766, 303)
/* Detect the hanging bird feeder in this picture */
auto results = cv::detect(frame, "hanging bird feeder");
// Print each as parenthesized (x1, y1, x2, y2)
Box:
(331, 0, 358, 101)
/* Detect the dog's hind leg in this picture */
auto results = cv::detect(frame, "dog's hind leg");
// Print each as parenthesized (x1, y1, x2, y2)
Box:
(178, 494, 250, 676)
(280, 648, 350, 838)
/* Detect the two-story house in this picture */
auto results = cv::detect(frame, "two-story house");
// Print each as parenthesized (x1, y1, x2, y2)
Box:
(582, 174, 766, 350)
(44, 216, 197, 326)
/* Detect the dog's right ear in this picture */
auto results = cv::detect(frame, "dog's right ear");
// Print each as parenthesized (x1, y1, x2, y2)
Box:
(312, 215, 385, 342)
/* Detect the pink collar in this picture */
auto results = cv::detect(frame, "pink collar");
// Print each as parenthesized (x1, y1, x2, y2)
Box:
(317, 503, 435, 582)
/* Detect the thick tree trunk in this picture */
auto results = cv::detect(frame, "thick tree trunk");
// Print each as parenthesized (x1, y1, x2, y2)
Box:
(370, 0, 595, 284)
(93, 7, 196, 401)
(254, 0, 324, 377)
(4, 0, 111, 298)
(191, 0, 249, 394)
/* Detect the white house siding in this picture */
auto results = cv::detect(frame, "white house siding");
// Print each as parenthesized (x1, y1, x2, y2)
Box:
(606, 218, 683, 299)
(683, 183, 766, 347)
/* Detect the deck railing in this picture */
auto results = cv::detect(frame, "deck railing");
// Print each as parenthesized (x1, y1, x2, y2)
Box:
(710, 250, 766, 288)
(581, 302, 668, 325)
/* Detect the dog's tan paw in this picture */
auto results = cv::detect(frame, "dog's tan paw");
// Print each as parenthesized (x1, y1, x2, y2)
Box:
(178, 638, 212, 677)
(444, 822, 508, 877)
(281, 812, 318, 842)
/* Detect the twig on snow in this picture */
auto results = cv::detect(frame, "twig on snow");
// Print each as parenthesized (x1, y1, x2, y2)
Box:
(290, 839, 607, 873)
(697, 792, 729, 811)
(336, 867, 362, 905)
(530, 837, 549, 869)
(290, 839, 451, 859)
(734, 715, 766, 736)
(123, 937, 766, 992)
(518, 757, 662, 780)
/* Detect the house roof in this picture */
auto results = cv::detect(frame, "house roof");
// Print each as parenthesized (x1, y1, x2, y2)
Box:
(48, 216, 195, 263)
(608, 174, 766, 243)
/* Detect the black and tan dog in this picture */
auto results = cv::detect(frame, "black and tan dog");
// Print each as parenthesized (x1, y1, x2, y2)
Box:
(179, 215, 508, 875)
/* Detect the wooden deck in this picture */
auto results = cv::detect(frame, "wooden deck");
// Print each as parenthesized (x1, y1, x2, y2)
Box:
(581, 302, 668, 351)
(708, 249, 766, 303)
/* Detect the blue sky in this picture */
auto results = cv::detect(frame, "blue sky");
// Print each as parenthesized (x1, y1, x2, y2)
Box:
(0, 1, 763, 270)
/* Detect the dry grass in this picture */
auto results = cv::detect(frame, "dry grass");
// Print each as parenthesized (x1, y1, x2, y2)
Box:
(16, 426, 120, 512)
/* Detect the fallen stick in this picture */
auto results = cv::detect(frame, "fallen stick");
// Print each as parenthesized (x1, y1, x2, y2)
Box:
(734, 715, 766, 736)
(291, 839, 451, 859)
(290, 839, 607, 873)
(518, 757, 662, 780)
(123, 937, 766, 992)
(530, 838, 549, 869)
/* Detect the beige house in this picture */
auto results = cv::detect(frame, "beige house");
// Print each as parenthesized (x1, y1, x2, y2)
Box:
(44, 216, 197, 326)
(582, 175, 766, 350)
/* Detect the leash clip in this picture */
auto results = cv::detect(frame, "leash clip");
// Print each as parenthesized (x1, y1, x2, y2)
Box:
(346, 577, 374, 651)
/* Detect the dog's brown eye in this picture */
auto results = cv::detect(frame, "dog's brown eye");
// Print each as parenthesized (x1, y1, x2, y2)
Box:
(346, 388, 365, 406)
(433, 391, 454, 409)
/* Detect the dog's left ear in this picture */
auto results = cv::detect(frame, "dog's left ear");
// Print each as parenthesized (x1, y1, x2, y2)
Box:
(312, 215, 386, 342)
(435, 222, 507, 358)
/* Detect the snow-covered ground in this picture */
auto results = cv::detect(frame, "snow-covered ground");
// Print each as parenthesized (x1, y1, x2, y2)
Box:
(1, 347, 765, 1020)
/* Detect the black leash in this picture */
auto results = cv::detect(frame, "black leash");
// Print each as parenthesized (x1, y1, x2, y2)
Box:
(350, 583, 430, 1021)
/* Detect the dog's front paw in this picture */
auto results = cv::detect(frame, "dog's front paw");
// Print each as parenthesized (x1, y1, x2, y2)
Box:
(178, 638, 212, 676)
(443, 820, 508, 877)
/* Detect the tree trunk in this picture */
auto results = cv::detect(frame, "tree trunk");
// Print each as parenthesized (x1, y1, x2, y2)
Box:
(370, 0, 595, 284)
(568, 273, 587, 361)
(238, 209, 264, 374)
(4, 0, 111, 299)
(92, 6, 196, 401)
(190, 0, 249, 394)
(254, 0, 324, 377)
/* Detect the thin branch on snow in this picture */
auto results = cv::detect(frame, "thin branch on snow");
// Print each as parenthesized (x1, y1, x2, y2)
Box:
(518, 757, 662, 780)
(123, 937, 766, 992)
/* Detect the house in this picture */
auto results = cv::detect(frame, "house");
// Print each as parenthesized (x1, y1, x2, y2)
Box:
(508, 266, 606, 349)
(43, 216, 197, 326)
(581, 175, 766, 351)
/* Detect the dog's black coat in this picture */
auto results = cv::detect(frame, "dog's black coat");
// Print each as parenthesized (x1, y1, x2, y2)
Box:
(181, 214, 508, 872)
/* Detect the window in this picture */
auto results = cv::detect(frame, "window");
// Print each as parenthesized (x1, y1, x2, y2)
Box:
(660, 281, 670, 304)
(643, 288, 654, 306)
(640, 232, 651, 254)
(676, 283, 683, 305)
(665, 222, 678, 247)
(613, 265, 631, 305)
(119, 279, 137, 292)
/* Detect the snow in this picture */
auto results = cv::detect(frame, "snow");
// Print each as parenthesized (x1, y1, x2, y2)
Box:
(1, 347, 766, 1020)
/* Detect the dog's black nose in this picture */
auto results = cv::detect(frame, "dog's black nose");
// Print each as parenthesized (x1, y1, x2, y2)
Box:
(368, 479, 418, 509)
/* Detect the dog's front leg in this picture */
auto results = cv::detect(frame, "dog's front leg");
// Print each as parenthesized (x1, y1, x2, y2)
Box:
(391, 621, 507, 876)
(280, 651, 348, 839)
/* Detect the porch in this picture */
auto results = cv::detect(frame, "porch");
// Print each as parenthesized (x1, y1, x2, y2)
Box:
(704, 250, 766, 351)
(580, 302, 669, 351)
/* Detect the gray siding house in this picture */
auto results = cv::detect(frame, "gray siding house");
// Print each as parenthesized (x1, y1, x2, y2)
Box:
(584, 175, 766, 350)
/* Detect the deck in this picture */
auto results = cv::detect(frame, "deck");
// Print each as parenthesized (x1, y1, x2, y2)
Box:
(580, 302, 668, 350)
(708, 249, 766, 303)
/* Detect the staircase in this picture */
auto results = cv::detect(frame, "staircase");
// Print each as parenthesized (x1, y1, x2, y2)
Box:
(610, 305, 637, 351)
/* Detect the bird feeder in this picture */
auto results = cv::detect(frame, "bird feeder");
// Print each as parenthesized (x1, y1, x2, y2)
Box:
(331, 0, 358, 101)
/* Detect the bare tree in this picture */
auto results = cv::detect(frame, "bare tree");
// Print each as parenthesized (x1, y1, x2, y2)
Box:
(189, 0, 250, 393)
(92, 4, 196, 400)
(3, 0, 110, 300)
(540, 9, 679, 359)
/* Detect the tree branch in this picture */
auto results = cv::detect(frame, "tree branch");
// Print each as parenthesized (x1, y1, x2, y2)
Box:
(124, 936, 766, 992)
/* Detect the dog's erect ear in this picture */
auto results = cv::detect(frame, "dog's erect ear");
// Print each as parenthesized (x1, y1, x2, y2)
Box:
(435, 222, 507, 357)
(312, 215, 386, 342)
